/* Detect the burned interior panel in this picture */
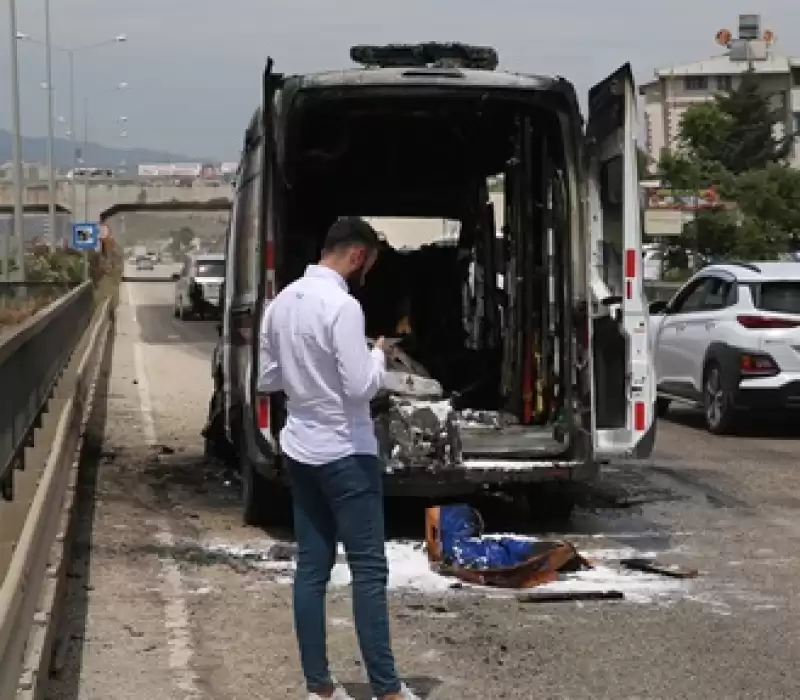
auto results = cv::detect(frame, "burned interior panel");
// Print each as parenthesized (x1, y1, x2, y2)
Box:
(270, 44, 592, 473)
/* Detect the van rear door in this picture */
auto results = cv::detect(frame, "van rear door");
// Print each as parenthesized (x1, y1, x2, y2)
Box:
(586, 63, 657, 458)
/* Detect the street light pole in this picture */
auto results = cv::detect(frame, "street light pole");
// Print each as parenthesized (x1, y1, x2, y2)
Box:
(81, 82, 128, 224)
(44, 0, 57, 249)
(7, 0, 25, 281)
(83, 96, 90, 221)
(82, 96, 90, 282)
(68, 50, 77, 225)
(15, 32, 127, 231)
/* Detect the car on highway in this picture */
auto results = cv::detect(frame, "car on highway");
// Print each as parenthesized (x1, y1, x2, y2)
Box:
(205, 44, 658, 526)
(650, 261, 800, 433)
(173, 252, 225, 320)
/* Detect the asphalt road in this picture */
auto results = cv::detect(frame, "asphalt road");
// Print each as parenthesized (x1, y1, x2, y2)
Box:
(48, 281, 800, 700)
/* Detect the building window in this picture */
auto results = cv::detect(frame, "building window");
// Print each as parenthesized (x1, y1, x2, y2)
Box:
(716, 75, 733, 91)
(684, 76, 708, 91)
(792, 67, 800, 87)
(794, 113, 800, 135)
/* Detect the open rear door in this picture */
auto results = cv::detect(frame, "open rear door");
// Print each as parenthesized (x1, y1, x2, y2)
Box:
(586, 64, 657, 458)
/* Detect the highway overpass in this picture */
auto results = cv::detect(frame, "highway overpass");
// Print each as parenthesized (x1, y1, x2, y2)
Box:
(0, 179, 232, 224)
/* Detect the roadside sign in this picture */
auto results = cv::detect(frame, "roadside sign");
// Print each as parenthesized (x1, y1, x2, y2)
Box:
(644, 210, 685, 236)
(644, 186, 725, 211)
(72, 222, 100, 251)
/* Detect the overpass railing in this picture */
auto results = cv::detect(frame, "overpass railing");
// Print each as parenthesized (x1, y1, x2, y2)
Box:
(0, 283, 93, 502)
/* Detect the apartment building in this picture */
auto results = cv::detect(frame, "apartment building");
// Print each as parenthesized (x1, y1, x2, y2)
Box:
(640, 14, 800, 168)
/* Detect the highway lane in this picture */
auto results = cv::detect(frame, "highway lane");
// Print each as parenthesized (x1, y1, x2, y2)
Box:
(48, 281, 800, 700)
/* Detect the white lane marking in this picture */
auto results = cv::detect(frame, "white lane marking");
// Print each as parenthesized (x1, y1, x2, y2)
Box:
(154, 528, 203, 698)
(126, 283, 157, 447)
(125, 282, 204, 698)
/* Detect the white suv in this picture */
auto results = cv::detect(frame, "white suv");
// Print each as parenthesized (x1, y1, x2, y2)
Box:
(650, 261, 800, 433)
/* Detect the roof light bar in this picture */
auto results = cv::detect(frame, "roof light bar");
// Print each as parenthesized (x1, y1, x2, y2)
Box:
(350, 42, 499, 71)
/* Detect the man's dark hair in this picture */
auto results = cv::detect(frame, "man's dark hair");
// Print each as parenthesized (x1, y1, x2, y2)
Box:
(322, 216, 380, 254)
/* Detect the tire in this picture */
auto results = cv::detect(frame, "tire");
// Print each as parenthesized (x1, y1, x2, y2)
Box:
(203, 390, 235, 462)
(179, 299, 191, 321)
(173, 301, 180, 318)
(656, 397, 671, 418)
(241, 443, 292, 528)
(703, 362, 736, 435)
(524, 482, 576, 525)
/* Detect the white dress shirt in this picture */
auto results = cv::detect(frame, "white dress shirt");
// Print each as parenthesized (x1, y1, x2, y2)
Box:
(258, 264, 386, 465)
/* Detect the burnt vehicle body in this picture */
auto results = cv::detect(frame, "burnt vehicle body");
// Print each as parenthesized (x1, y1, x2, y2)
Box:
(207, 44, 657, 525)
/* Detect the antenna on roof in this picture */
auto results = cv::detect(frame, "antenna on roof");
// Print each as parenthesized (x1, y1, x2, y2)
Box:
(350, 42, 499, 71)
(715, 14, 774, 61)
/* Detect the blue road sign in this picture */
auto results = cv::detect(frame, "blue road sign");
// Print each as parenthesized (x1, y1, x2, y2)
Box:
(72, 222, 100, 251)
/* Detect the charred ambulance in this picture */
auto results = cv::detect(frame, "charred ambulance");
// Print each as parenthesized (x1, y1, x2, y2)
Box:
(204, 43, 657, 525)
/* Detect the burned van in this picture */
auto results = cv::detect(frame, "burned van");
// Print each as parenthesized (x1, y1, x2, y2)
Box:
(207, 43, 657, 525)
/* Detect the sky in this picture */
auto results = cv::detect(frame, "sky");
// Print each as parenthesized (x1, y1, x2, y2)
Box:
(1, 0, 798, 161)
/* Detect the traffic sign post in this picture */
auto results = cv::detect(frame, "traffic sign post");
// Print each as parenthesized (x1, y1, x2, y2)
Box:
(72, 222, 99, 281)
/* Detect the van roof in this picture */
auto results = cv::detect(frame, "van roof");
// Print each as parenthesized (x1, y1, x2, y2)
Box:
(248, 64, 581, 137)
(292, 66, 561, 93)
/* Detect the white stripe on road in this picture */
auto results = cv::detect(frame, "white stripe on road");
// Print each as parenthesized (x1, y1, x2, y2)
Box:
(125, 282, 204, 698)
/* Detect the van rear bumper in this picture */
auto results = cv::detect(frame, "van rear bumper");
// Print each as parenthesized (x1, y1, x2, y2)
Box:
(381, 458, 597, 498)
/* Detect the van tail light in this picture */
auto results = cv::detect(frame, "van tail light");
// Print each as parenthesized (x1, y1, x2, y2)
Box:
(633, 401, 646, 432)
(739, 353, 779, 377)
(256, 395, 270, 430)
(736, 314, 800, 329)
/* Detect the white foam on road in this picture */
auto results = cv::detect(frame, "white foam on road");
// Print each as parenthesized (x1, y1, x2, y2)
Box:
(199, 537, 688, 603)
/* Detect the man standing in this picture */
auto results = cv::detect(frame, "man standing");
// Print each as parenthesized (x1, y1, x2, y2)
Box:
(258, 217, 420, 700)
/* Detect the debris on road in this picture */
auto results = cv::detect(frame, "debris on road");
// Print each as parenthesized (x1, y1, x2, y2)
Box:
(518, 590, 624, 603)
(426, 504, 591, 589)
(620, 558, 699, 579)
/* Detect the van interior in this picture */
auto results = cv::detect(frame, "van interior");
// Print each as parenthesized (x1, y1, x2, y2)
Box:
(274, 88, 586, 459)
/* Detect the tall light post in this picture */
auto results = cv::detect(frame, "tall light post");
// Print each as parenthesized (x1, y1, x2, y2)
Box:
(82, 82, 129, 221)
(44, 0, 55, 249)
(16, 31, 127, 227)
(6, 0, 25, 281)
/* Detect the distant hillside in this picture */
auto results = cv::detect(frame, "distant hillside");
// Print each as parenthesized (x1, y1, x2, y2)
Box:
(0, 129, 208, 169)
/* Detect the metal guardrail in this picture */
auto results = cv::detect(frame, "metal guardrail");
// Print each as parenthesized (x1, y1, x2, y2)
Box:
(0, 295, 112, 700)
(0, 283, 94, 503)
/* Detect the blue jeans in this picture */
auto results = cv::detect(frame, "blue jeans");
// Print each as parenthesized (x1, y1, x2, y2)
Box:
(286, 454, 401, 697)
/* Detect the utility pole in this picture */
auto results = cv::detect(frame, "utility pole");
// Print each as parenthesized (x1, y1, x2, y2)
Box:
(44, 0, 57, 249)
(68, 50, 77, 223)
(83, 96, 90, 221)
(8, 0, 25, 281)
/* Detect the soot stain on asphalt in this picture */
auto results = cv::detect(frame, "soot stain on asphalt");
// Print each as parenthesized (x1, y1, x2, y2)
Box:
(650, 465, 751, 510)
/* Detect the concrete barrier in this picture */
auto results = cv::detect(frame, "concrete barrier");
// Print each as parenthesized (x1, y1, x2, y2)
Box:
(0, 296, 113, 700)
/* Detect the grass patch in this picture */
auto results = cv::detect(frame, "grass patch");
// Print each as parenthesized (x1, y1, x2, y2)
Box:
(0, 294, 60, 329)
(0, 245, 122, 330)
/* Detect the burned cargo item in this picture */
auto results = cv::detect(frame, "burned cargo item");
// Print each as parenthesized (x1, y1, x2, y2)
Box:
(210, 42, 657, 526)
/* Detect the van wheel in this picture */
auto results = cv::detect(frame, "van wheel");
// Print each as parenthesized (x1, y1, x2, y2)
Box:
(656, 397, 671, 418)
(524, 482, 576, 525)
(241, 450, 292, 528)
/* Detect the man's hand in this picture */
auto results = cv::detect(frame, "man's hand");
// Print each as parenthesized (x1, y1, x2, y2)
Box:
(373, 336, 397, 360)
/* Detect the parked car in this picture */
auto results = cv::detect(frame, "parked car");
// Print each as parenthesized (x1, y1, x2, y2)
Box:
(173, 252, 225, 320)
(650, 261, 800, 433)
